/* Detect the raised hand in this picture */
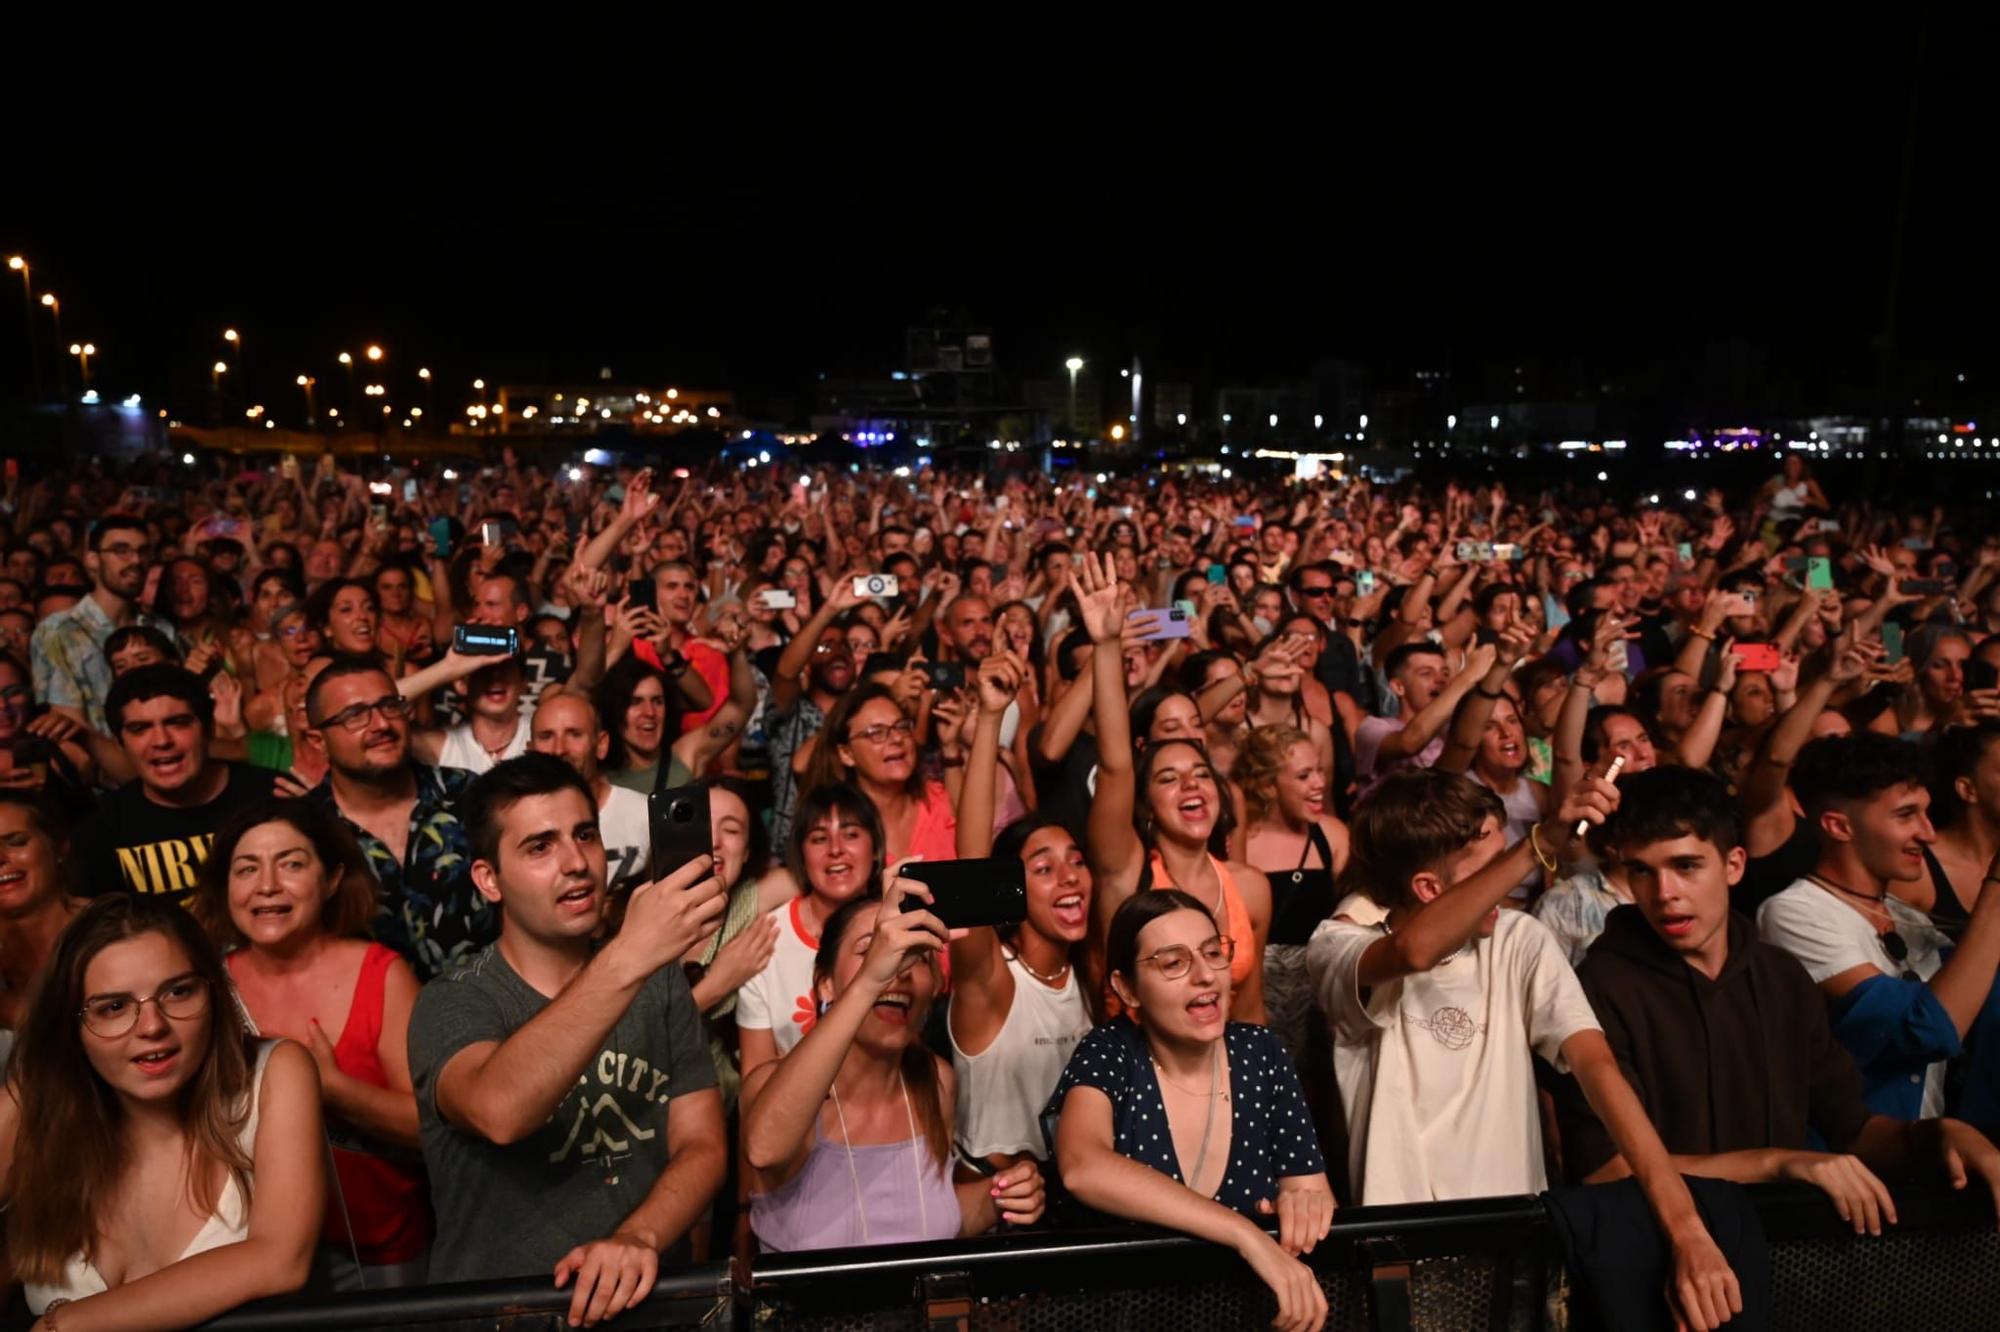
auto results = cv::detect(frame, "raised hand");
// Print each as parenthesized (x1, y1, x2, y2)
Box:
(975, 650, 1026, 715)
(1072, 552, 1127, 644)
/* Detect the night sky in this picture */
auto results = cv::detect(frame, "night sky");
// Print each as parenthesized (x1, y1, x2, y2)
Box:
(6, 16, 1994, 420)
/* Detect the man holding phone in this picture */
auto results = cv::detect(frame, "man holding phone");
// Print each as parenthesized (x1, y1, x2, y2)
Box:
(766, 578, 868, 861)
(410, 753, 727, 1323)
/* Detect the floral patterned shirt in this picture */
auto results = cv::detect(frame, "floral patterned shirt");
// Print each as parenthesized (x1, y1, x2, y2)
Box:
(314, 764, 494, 982)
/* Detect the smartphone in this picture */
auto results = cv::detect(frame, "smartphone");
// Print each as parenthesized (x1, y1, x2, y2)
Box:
(627, 578, 658, 613)
(1882, 622, 1906, 666)
(1969, 656, 2000, 693)
(1806, 557, 1833, 592)
(402, 478, 418, 503)
(1232, 515, 1257, 529)
(1356, 570, 1378, 597)
(924, 661, 967, 692)
(647, 784, 712, 882)
(1205, 564, 1228, 586)
(759, 589, 798, 611)
(13, 735, 51, 786)
(453, 624, 519, 656)
(1173, 598, 1198, 617)
(1129, 608, 1194, 642)
(1492, 543, 1520, 562)
(900, 858, 1028, 931)
(1904, 577, 1952, 596)
(861, 651, 903, 678)
(428, 517, 452, 559)
(853, 573, 900, 599)
(480, 520, 504, 547)
(1677, 542, 1694, 564)
(1607, 638, 1632, 674)
(1731, 643, 1783, 673)
(370, 502, 388, 524)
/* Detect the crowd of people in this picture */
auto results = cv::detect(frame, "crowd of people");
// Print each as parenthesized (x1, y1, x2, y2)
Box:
(3, 445, 2000, 1329)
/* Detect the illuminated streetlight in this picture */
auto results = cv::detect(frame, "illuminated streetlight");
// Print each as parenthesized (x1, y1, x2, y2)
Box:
(337, 351, 353, 366)
(1110, 423, 1126, 441)
(8, 257, 38, 402)
(223, 328, 239, 345)
(1065, 357, 1085, 432)
(296, 374, 318, 426)
(69, 342, 96, 390)
(417, 367, 431, 380)
(472, 378, 485, 391)
(40, 293, 66, 399)
(365, 345, 383, 362)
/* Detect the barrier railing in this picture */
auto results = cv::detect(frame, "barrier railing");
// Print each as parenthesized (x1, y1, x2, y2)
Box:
(150, 1180, 2000, 1331)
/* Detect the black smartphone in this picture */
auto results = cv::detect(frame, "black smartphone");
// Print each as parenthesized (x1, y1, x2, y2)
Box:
(1969, 656, 2000, 694)
(860, 651, 903, 678)
(647, 783, 712, 882)
(453, 624, 519, 656)
(900, 858, 1027, 931)
(924, 661, 966, 692)
(1904, 577, 1952, 597)
(627, 578, 658, 613)
(1268, 868, 1336, 947)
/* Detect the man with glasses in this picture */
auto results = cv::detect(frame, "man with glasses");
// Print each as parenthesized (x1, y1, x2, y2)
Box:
(74, 663, 269, 900)
(1288, 560, 1373, 712)
(765, 579, 867, 866)
(30, 513, 158, 732)
(305, 654, 493, 980)
(1761, 733, 2000, 1123)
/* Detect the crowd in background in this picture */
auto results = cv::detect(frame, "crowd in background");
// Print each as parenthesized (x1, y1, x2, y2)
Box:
(4, 446, 2000, 1330)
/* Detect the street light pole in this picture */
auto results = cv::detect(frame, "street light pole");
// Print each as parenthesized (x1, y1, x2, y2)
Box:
(337, 351, 355, 418)
(41, 295, 65, 401)
(212, 362, 228, 426)
(296, 375, 317, 428)
(7, 258, 40, 403)
(69, 343, 94, 392)
(1065, 356, 1084, 435)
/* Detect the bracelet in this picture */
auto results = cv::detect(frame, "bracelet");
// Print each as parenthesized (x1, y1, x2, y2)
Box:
(1528, 823, 1559, 874)
(940, 755, 967, 768)
(1687, 629, 1716, 642)
(1477, 684, 1507, 698)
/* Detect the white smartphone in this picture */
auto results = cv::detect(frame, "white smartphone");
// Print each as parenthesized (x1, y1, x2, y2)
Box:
(760, 590, 797, 611)
(853, 574, 900, 600)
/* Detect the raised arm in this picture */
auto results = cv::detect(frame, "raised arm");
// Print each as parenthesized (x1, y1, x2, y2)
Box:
(1670, 648, 1736, 771)
(769, 577, 864, 714)
(434, 859, 724, 1146)
(1374, 641, 1498, 763)
(1437, 624, 1533, 773)
(576, 467, 662, 575)
(1077, 555, 1148, 918)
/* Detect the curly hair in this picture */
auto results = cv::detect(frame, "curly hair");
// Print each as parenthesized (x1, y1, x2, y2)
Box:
(1232, 723, 1314, 827)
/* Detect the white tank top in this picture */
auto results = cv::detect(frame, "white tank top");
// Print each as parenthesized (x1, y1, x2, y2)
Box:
(949, 953, 1092, 1159)
(1474, 772, 1548, 900)
(27, 1040, 277, 1314)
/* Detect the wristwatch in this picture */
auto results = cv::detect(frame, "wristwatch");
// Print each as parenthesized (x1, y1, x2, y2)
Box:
(660, 649, 689, 678)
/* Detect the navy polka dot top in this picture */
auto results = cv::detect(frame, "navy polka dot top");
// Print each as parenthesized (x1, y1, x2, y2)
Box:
(1044, 1019, 1325, 1217)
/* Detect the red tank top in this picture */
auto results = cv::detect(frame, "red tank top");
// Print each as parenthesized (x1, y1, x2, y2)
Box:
(326, 943, 430, 1264)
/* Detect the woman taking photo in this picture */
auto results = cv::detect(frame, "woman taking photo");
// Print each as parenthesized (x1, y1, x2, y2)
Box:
(1081, 552, 1273, 1025)
(1232, 724, 1350, 1057)
(195, 799, 429, 1289)
(742, 875, 1045, 1252)
(803, 682, 957, 866)
(1, 894, 324, 1330)
(1049, 890, 1333, 1332)
(951, 652, 1095, 1168)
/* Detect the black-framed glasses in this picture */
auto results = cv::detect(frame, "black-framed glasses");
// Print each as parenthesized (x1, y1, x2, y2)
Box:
(79, 974, 210, 1038)
(1138, 936, 1235, 981)
(1298, 586, 1335, 600)
(848, 718, 915, 745)
(314, 694, 411, 732)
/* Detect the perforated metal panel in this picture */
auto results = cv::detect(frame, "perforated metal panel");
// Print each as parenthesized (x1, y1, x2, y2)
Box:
(1769, 1227, 2000, 1331)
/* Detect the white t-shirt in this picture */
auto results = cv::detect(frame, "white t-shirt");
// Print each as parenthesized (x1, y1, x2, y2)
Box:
(735, 897, 822, 1055)
(598, 783, 651, 892)
(435, 714, 531, 774)
(1757, 880, 1949, 1118)
(1307, 907, 1600, 1204)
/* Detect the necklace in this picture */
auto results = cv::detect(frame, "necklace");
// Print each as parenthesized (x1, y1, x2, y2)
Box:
(1007, 944, 1071, 988)
(1153, 1042, 1227, 1196)
(1152, 1048, 1230, 1101)
(1808, 871, 1888, 905)
(829, 1071, 929, 1245)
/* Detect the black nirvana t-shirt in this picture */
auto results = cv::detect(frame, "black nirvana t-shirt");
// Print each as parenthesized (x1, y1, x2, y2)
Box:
(74, 762, 270, 901)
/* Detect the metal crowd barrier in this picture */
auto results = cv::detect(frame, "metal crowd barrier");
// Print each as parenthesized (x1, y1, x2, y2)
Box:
(82, 1180, 1997, 1331)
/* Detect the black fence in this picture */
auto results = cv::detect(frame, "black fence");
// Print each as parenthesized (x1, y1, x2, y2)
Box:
(118, 1181, 2000, 1331)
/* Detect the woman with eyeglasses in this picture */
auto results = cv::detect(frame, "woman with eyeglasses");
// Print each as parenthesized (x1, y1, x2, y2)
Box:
(194, 799, 429, 1290)
(246, 604, 324, 738)
(0, 894, 325, 1329)
(1078, 552, 1273, 1025)
(802, 682, 957, 867)
(743, 872, 1045, 1252)
(1049, 890, 1333, 1332)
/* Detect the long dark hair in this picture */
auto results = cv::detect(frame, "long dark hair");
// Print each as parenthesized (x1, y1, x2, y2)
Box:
(1133, 737, 1236, 858)
(8, 896, 256, 1285)
(594, 654, 674, 770)
(812, 896, 950, 1166)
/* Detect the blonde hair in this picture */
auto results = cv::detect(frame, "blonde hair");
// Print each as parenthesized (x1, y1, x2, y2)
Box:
(1233, 723, 1313, 827)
